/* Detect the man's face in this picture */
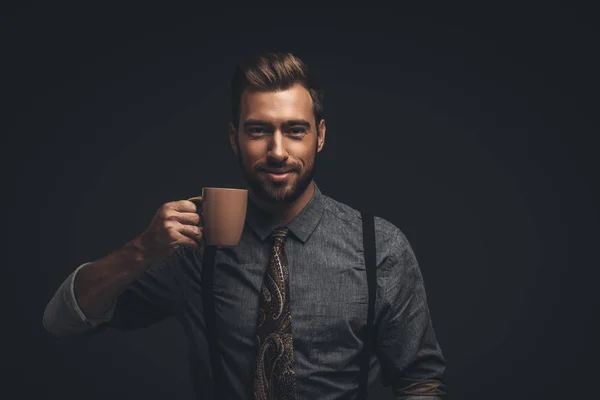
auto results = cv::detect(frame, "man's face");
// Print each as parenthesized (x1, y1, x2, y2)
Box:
(230, 83, 326, 205)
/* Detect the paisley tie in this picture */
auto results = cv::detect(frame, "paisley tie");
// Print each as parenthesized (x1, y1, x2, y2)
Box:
(253, 227, 298, 400)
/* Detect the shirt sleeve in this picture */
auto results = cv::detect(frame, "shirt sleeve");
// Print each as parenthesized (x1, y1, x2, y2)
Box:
(43, 245, 197, 336)
(375, 230, 447, 398)
(43, 262, 116, 336)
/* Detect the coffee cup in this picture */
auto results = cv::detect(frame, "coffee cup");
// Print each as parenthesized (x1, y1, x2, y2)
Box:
(189, 187, 248, 246)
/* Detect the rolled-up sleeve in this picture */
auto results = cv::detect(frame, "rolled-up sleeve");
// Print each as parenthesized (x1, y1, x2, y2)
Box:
(43, 262, 116, 336)
(43, 246, 195, 336)
(376, 230, 447, 399)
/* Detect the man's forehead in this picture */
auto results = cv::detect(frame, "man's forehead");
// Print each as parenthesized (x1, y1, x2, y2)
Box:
(240, 84, 313, 115)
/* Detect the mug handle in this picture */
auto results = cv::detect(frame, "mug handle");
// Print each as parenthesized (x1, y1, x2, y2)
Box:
(187, 196, 205, 244)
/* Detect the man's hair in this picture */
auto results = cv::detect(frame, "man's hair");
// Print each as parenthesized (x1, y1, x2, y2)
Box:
(230, 51, 324, 130)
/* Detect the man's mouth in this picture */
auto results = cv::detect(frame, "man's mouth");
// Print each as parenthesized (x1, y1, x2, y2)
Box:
(262, 168, 293, 174)
(261, 168, 293, 182)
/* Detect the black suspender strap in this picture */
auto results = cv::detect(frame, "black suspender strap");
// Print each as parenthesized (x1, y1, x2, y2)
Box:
(359, 211, 377, 399)
(201, 245, 225, 400)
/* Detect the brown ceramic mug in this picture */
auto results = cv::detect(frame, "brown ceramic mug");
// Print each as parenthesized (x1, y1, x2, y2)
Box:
(189, 187, 248, 246)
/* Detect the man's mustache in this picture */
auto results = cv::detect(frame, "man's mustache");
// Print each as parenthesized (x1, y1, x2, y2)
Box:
(256, 164, 299, 172)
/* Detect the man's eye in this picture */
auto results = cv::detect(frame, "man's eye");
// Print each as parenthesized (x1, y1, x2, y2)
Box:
(248, 127, 266, 134)
(289, 128, 306, 135)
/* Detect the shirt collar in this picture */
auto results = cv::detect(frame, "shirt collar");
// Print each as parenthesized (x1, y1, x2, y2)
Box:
(245, 182, 325, 244)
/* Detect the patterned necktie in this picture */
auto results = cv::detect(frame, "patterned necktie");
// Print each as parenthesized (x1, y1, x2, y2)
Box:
(253, 227, 298, 400)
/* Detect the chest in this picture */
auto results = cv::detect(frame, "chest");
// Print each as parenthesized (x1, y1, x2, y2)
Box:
(205, 239, 370, 358)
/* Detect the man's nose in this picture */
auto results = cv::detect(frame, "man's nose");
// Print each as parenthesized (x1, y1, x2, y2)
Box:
(267, 132, 289, 161)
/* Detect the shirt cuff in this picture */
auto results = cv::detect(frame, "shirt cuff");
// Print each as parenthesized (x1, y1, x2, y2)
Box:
(68, 262, 117, 325)
(43, 262, 117, 336)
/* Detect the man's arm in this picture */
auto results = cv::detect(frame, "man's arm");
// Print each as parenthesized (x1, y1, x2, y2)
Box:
(43, 237, 162, 337)
(43, 198, 204, 336)
(42, 242, 202, 336)
(43, 261, 116, 336)
(376, 230, 447, 399)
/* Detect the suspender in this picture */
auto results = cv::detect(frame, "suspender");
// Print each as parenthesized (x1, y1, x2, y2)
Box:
(202, 212, 377, 399)
(359, 211, 377, 399)
(201, 245, 225, 399)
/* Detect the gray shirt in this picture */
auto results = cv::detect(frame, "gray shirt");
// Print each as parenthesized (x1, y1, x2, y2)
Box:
(43, 183, 446, 399)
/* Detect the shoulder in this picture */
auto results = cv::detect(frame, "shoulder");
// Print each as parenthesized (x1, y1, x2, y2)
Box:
(321, 195, 421, 296)
(320, 193, 412, 256)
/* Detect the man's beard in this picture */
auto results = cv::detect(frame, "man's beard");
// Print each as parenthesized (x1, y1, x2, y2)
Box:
(236, 143, 317, 205)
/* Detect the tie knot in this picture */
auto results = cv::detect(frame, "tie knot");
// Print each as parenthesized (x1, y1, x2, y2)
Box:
(269, 227, 289, 245)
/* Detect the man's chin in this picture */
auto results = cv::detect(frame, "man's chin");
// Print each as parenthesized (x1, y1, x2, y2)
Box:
(260, 186, 295, 204)
(251, 179, 295, 201)
(245, 169, 312, 205)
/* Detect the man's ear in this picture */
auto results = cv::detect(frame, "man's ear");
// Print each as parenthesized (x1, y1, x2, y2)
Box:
(229, 121, 238, 156)
(317, 119, 326, 153)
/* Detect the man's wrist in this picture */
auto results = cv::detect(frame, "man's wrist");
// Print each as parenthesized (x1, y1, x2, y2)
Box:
(127, 235, 155, 263)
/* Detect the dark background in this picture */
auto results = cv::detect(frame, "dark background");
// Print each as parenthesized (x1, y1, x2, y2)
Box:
(4, 3, 599, 399)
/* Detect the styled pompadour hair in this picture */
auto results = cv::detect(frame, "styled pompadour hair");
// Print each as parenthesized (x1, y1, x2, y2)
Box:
(230, 51, 324, 129)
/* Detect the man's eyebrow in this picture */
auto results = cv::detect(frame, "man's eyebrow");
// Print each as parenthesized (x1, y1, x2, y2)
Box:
(282, 120, 311, 128)
(243, 119, 273, 127)
(243, 119, 311, 128)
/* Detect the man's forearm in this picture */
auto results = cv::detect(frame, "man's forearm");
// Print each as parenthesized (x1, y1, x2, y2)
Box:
(393, 378, 446, 399)
(73, 236, 153, 317)
(43, 236, 155, 336)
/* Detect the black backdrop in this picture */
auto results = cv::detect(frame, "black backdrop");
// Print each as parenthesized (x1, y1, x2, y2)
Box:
(4, 3, 599, 399)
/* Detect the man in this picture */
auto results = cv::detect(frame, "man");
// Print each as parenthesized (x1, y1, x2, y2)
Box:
(43, 51, 447, 399)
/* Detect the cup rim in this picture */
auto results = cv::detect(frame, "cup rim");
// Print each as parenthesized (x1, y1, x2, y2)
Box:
(202, 187, 248, 192)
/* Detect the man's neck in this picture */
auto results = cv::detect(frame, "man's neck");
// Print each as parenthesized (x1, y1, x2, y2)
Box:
(249, 181, 315, 226)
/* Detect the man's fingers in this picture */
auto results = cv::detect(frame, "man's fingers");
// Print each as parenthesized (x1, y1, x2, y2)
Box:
(179, 224, 203, 242)
(173, 212, 201, 226)
(172, 199, 197, 213)
(176, 234, 199, 248)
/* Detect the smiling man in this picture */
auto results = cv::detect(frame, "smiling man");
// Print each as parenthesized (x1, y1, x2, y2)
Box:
(43, 51, 447, 399)
(233, 78, 324, 225)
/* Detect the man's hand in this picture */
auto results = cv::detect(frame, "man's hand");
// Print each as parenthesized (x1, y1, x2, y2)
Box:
(134, 197, 204, 264)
